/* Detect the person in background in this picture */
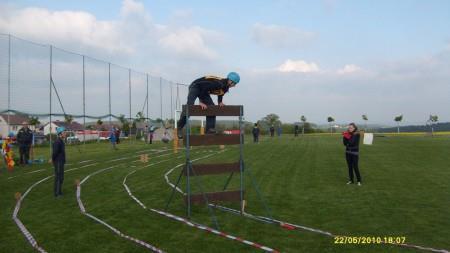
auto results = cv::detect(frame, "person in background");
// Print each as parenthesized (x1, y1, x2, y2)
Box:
(277, 125, 282, 137)
(294, 125, 299, 137)
(177, 72, 240, 139)
(2, 132, 15, 172)
(252, 123, 260, 143)
(269, 125, 275, 137)
(115, 127, 121, 144)
(52, 127, 66, 197)
(109, 126, 117, 150)
(148, 125, 157, 144)
(17, 124, 33, 165)
(342, 123, 362, 186)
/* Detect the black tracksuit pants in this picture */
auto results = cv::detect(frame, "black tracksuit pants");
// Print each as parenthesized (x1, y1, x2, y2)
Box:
(19, 144, 30, 164)
(54, 161, 64, 196)
(346, 153, 361, 183)
(177, 85, 216, 132)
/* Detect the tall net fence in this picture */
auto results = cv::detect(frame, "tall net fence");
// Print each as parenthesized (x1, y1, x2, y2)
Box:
(0, 34, 188, 127)
(0, 33, 189, 142)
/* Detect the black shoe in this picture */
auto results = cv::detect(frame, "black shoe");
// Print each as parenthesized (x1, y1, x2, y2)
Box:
(206, 129, 217, 134)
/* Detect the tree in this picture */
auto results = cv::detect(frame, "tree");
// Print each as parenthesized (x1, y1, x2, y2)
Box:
(300, 115, 307, 135)
(29, 116, 40, 128)
(118, 114, 129, 135)
(262, 113, 281, 126)
(64, 114, 73, 124)
(427, 115, 439, 136)
(327, 116, 335, 134)
(362, 114, 368, 131)
(96, 119, 103, 127)
(394, 115, 403, 134)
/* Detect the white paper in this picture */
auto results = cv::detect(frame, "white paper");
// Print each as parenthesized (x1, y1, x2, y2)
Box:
(363, 133, 373, 145)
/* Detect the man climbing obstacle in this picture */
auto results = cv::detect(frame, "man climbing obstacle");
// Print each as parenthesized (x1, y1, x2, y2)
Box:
(176, 72, 240, 139)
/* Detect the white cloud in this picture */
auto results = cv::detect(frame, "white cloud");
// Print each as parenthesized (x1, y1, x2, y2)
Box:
(277, 59, 320, 73)
(337, 64, 361, 74)
(251, 23, 316, 49)
(0, 0, 222, 62)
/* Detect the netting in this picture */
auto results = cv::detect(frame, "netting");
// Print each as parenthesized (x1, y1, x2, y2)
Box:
(0, 33, 188, 122)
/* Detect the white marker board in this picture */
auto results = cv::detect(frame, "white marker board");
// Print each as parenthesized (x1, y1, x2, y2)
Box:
(363, 133, 374, 145)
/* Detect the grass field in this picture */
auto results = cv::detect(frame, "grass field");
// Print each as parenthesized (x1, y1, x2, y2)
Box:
(1, 135, 449, 253)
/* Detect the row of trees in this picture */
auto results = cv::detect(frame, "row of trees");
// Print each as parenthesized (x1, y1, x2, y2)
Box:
(258, 113, 440, 135)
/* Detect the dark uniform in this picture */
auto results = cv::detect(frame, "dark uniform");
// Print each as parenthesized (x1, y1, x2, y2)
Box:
(269, 126, 275, 137)
(17, 126, 33, 165)
(177, 76, 230, 132)
(52, 136, 66, 197)
(343, 133, 362, 183)
(252, 126, 260, 143)
(294, 125, 299, 137)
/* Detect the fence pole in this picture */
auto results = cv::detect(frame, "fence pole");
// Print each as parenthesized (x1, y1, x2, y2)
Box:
(129, 69, 132, 143)
(159, 77, 163, 121)
(170, 82, 173, 120)
(82, 55, 86, 148)
(108, 63, 111, 126)
(7, 34, 11, 134)
(146, 74, 149, 123)
(49, 45, 53, 156)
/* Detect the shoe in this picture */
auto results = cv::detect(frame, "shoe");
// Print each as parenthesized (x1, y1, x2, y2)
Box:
(206, 129, 217, 134)
(357, 182, 362, 186)
(347, 181, 354, 185)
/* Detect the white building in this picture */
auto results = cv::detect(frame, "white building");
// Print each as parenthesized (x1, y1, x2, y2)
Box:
(0, 114, 34, 137)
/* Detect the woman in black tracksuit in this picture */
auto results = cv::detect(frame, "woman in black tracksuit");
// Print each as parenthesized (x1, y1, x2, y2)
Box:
(342, 123, 362, 186)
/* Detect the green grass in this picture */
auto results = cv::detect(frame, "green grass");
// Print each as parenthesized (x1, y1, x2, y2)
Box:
(1, 135, 449, 252)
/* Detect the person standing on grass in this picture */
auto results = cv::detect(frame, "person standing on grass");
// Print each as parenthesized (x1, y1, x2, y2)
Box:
(17, 124, 33, 165)
(277, 125, 282, 137)
(115, 127, 121, 144)
(342, 123, 362, 186)
(52, 127, 66, 197)
(176, 72, 240, 139)
(109, 126, 118, 150)
(269, 125, 275, 137)
(294, 124, 299, 137)
(252, 123, 260, 143)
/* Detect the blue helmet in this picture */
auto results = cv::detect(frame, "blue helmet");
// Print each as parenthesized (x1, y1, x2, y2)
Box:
(227, 72, 240, 84)
(56, 127, 65, 135)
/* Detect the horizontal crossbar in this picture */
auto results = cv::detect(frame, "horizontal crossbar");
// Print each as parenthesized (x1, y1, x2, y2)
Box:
(186, 190, 243, 204)
(183, 105, 243, 116)
(183, 162, 240, 176)
(183, 134, 241, 146)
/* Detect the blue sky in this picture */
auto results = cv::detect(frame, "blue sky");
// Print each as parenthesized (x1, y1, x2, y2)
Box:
(1, 0, 449, 124)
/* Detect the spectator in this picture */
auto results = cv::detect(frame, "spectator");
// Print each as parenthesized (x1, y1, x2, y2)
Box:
(109, 126, 118, 150)
(252, 123, 260, 143)
(342, 123, 362, 186)
(17, 124, 33, 165)
(294, 125, 299, 137)
(269, 125, 275, 137)
(52, 127, 66, 197)
(277, 125, 282, 137)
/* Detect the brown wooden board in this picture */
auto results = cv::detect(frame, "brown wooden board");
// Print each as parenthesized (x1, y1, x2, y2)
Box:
(183, 105, 243, 116)
(183, 134, 241, 146)
(186, 190, 243, 204)
(183, 162, 240, 176)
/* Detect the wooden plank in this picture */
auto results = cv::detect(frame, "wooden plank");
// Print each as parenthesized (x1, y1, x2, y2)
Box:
(183, 134, 241, 146)
(186, 190, 243, 204)
(183, 162, 240, 176)
(183, 105, 243, 116)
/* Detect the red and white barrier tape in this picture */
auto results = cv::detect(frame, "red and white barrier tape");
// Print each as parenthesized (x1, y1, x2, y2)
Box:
(211, 204, 450, 253)
(12, 160, 104, 253)
(124, 164, 280, 253)
(77, 165, 165, 253)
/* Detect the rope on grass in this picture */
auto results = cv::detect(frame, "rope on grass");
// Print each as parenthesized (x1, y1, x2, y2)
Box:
(123, 165, 280, 253)
(77, 164, 164, 253)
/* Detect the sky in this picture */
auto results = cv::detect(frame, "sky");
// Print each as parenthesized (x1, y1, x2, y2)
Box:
(0, 0, 449, 125)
